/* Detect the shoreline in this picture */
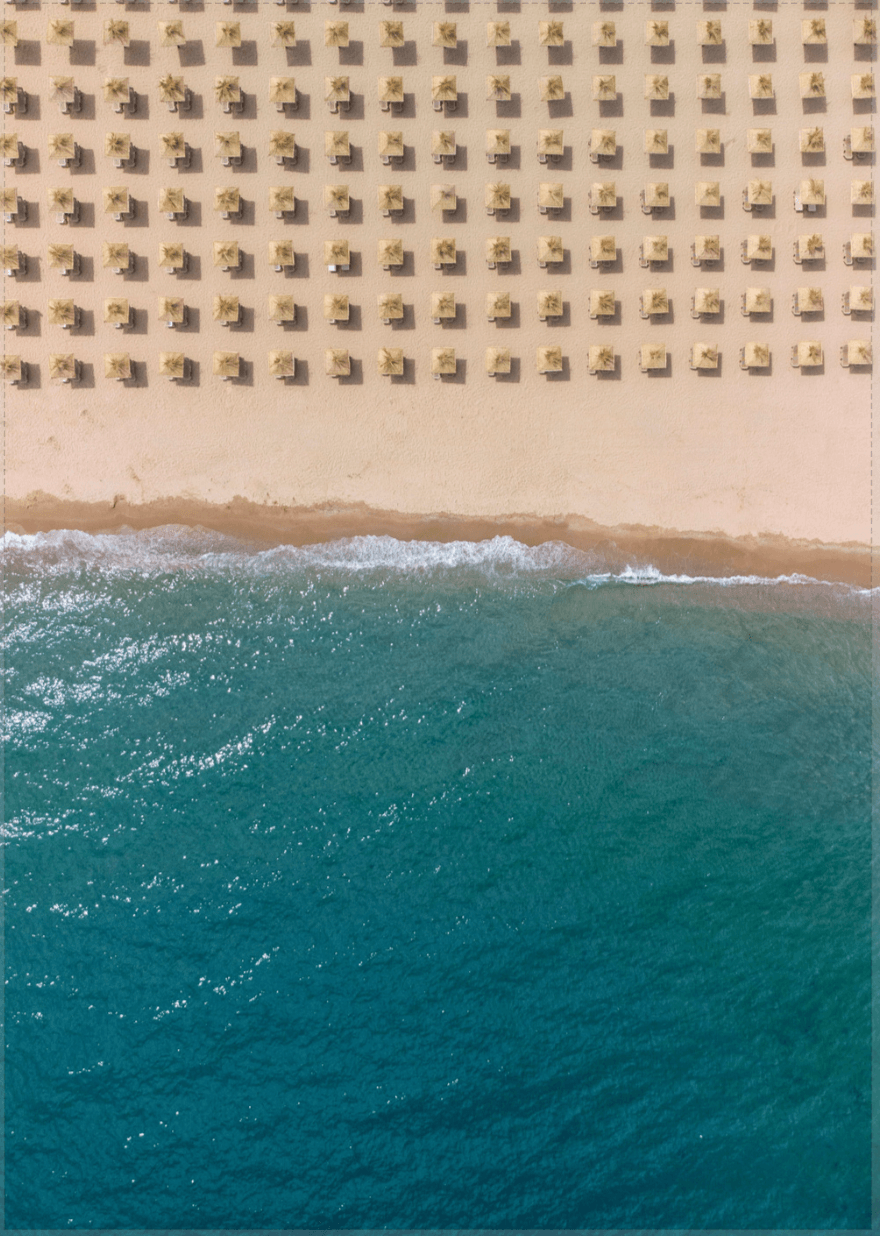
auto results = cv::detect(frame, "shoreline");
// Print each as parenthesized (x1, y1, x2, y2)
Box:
(4, 496, 874, 589)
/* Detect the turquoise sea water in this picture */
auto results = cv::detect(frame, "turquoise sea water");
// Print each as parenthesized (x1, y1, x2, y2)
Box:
(2, 529, 872, 1229)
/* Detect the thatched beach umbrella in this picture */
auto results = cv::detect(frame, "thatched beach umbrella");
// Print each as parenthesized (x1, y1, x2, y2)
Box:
(589, 345, 616, 373)
(591, 129, 616, 158)
(697, 74, 722, 100)
(536, 345, 563, 374)
(698, 19, 723, 46)
(538, 129, 564, 160)
(215, 76, 242, 106)
(799, 72, 825, 98)
(431, 184, 457, 213)
(431, 291, 456, 321)
(48, 186, 76, 216)
(48, 242, 76, 272)
(745, 234, 773, 262)
(486, 291, 511, 320)
(643, 235, 669, 263)
(324, 239, 350, 267)
(486, 236, 512, 266)
(377, 348, 404, 378)
(159, 21, 186, 48)
(538, 182, 564, 212)
(104, 352, 131, 380)
(851, 233, 874, 260)
(158, 75, 186, 106)
(379, 130, 405, 161)
(214, 130, 242, 161)
(268, 350, 295, 379)
(49, 353, 77, 382)
(541, 20, 565, 47)
(694, 288, 721, 315)
(800, 178, 825, 207)
(537, 289, 563, 319)
(432, 76, 458, 104)
(212, 294, 240, 324)
(379, 21, 405, 48)
(644, 182, 669, 209)
(691, 343, 719, 370)
(270, 78, 297, 107)
(268, 240, 295, 269)
(105, 131, 132, 161)
(213, 241, 240, 270)
(50, 76, 77, 107)
(215, 21, 242, 49)
(214, 186, 241, 216)
(846, 340, 873, 366)
(590, 289, 616, 317)
(742, 343, 770, 369)
(802, 17, 826, 44)
(324, 20, 349, 49)
(325, 348, 351, 378)
(49, 132, 76, 161)
(854, 17, 877, 44)
(159, 186, 185, 216)
(592, 75, 616, 102)
(640, 343, 667, 371)
(693, 235, 721, 261)
(377, 238, 404, 268)
(104, 297, 130, 326)
(485, 347, 511, 376)
(47, 19, 74, 47)
(641, 288, 668, 315)
(433, 22, 457, 49)
(749, 74, 774, 100)
(103, 77, 130, 105)
(324, 184, 350, 214)
(268, 294, 296, 323)
(2, 299, 21, 329)
(269, 186, 296, 215)
(48, 298, 76, 327)
(487, 74, 511, 102)
(695, 181, 721, 208)
(644, 129, 668, 155)
(696, 128, 721, 155)
(749, 19, 773, 45)
(158, 296, 185, 325)
(103, 19, 130, 48)
(378, 292, 404, 322)
(852, 126, 875, 154)
(431, 347, 456, 377)
(487, 21, 511, 47)
(213, 351, 240, 379)
(797, 234, 824, 260)
(159, 241, 185, 270)
(537, 235, 564, 266)
(325, 76, 350, 106)
(323, 293, 349, 322)
(486, 182, 511, 213)
(644, 75, 669, 102)
(431, 130, 456, 161)
(325, 130, 350, 162)
(159, 352, 187, 380)
(645, 20, 669, 46)
(852, 181, 875, 205)
(1, 20, 18, 47)
(102, 186, 130, 216)
(744, 287, 772, 314)
(270, 21, 297, 49)
(1, 246, 21, 273)
(592, 21, 615, 48)
(160, 132, 186, 161)
(2, 354, 22, 382)
(796, 286, 824, 313)
(378, 183, 404, 213)
(431, 237, 456, 267)
(540, 76, 565, 103)
(747, 129, 772, 154)
(591, 234, 616, 263)
(799, 127, 824, 154)
(796, 341, 823, 368)
(747, 179, 773, 206)
(0, 187, 18, 215)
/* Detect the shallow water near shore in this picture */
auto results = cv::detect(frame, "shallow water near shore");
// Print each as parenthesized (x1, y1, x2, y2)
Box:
(2, 529, 872, 1228)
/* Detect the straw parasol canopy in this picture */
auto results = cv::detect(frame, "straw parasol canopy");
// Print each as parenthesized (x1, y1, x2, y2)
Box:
(591, 289, 617, 317)
(796, 286, 824, 313)
(431, 347, 456, 376)
(691, 343, 719, 370)
(644, 75, 669, 102)
(105, 131, 132, 160)
(49, 354, 77, 382)
(267, 350, 294, 379)
(747, 129, 773, 154)
(378, 292, 404, 321)
(537, 289, 563, 318)
(486, 182, 511, 212)
(214, 131, 242, 160)
(1, 246, 20, 272)
(745, 234, 773, 261)
(158, 186, 185, 214)
(47, 19, 74, 47)
(541, 20, 566, 47)
(852, 126, 875, 154)
(643, 235, 669, 262)
(159, 241, 185, 269)
(378, 238, 404, 268)
(104, 297, 129, 325)
(324, 239, 350, 266)
(268, 239, 294, 268)
(1, 300, 19, 330)
(591, 234, 616, 263)
(536, 345, 563, 373)
(325, 131, 350, 160)
(158, 75, 186, 105)
(431, 184, 457, 213)
(540, 76, 565, 103)
(641, 288, 668, 315)
(48, 243, 76, 271)
(1, 354, 22, 384)
(642, 345, 668, 371)
(378, 77, 404, 105)
(796, 341, 823, 368)
(487, 74, 512, 102)
(103, 242, 131, 271)
(696, 128, 721, 155)
(749, 19, 773, 45)
(538, 129, 564, 158)
(378, 184, 404, 213)
(747, 180, 773, 206)
(486, 236, 512, 265)
(799, 72, 825, 99)
(103, 77, 130, 105)
(431, 291, 456, 320)
(212, 294, 240, 323)
(852, 233, 874, 259)
(537, 235, 564, 265)
(744, 287, 772, 313)
(104, 352, 131, 380)
(644, 182, 669, 209)
(324, 293, 350, 322)
(270, 21, 297, 49)
(693, 235, 721, 261)
(102, 186, 130, 215)
(846, 340, 873, 366)
(431, 130, 456, 160)
(852, 181, 875, 205)
(269, 186, 296, 214)
(48, 298, 76, 327)
(749, 75, 774, 100)
(538, 182, 564, 211)
(215, 75, 241, 105)
(487, 21, 511, 47)
(486, 347, 511, 375)
(802, 18, 826, 44)
(270, 77, 297, 106)
(213, 240, 240, 269)
(50, 76, 77, 105)
(591, 129, 617, 158)
(799, 178, 825, 207)
(433, 22, 458, 49)
(325, 348, 351, 378)
(592, 75, 616, 102)
(797, 233, 824, 258)
(158, 296, 185, 324)
(325, 75, 350, 103)
(432, 76, 458, 103)
(379, 130, 405, 159)
(697, 74, 722, 101)
(160, 131, 186, 160)
(743, 343, 770, 369)
(214, 186, 241, 215)
(645, 20, 670, 46)
(379, 21, 405, 48)
(589, 345, 616, 373)
(431, 237, 457, 266)
(0, 187, 17, 213)
(324, 21, 349, 49)
(268, 294, 296, 323)
(854, 17, 877, 45)
(592, 21, 615, 48)
(698, 19, 723, 46)
(852, 73, 875, 100)
(799, 127, 824, 153)
(644, 129, 669, 155)
(215, 22, 242, 49)
(103, 20, 130, 48)
(49, 132, 76, 161)
(695, 181, 721, 208)
(1, 20, 18, 47)
(486, 291, 511, 319)
(377, 348, 404, 377)
(694, 288, 721, 315)
(159, 352, 187, 380)
(213, 351, 240, 379)
(158, 21, 186, 48)
(48, 186, 75, 214)
(324, 184, 350, 212)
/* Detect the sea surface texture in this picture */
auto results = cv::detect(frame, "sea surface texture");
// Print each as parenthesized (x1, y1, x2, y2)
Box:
(2, 530, 871, 1229)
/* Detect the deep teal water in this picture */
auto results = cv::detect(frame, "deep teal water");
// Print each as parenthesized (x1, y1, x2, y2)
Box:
(2, 530, 872, 1229)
